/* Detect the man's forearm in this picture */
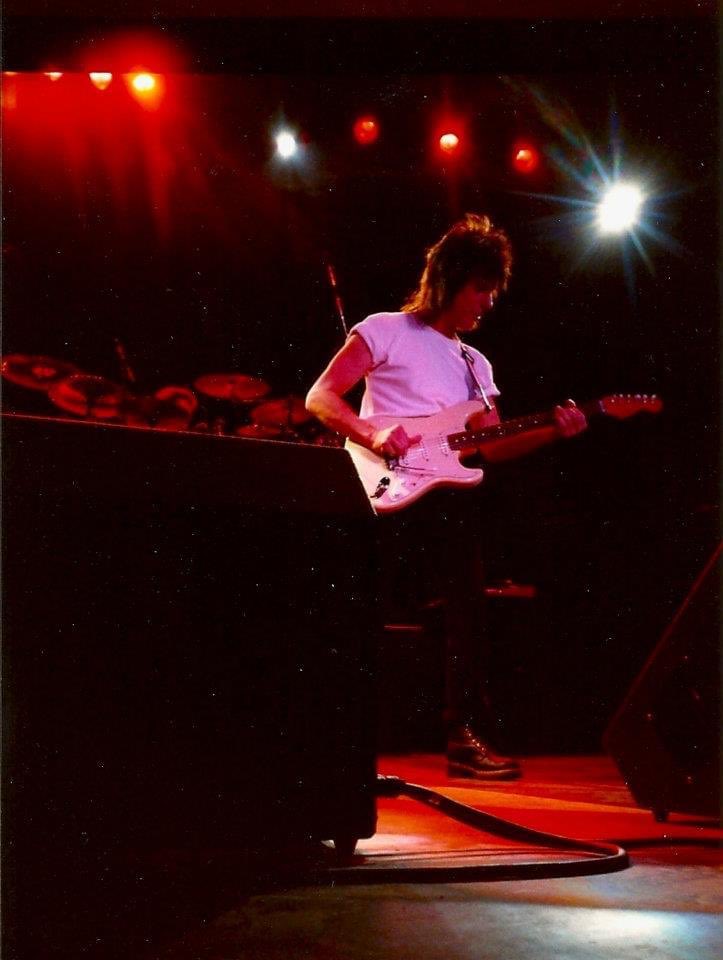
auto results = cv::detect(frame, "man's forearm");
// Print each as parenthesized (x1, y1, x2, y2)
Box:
(305, 387, 376, 448)
(478, 425, 561, 462)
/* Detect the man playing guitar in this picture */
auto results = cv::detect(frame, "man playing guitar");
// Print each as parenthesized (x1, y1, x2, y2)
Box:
(306, 213, 587, 779)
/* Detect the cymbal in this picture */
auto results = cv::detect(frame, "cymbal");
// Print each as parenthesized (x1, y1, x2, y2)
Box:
(148, 386, 198, 429)
(154, 385, 198, 413)
(123, 385, 199, 430)
(251, 395, 311, 427)
(193, 373, 270, 402)
(1, 354, 80, 391)
(48, 374, 128, 420)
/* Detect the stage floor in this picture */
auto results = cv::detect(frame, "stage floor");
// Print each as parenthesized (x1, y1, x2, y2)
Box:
(221, 755, 722, 960)
(21, 755, 723, 959)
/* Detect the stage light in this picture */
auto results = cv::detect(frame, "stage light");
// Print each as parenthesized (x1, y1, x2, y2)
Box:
(597, 182, 644, 234)
(275, 130, 298, 159)
(439, 132, 460, 155)
(125, 71, 165, 108)
(353, 115, 380, 146)
(89, 72, 113, 91)
(44, 72, 63, 81)
(131, 72, 156, 93)
(512, 143, 540, 174)
(509, 87, 668, 285)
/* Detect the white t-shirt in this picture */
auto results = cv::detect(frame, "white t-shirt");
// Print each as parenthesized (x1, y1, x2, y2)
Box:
(350, 311, 500, 418)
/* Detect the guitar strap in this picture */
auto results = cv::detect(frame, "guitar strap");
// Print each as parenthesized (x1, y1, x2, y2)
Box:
(459, 343, 493, 412)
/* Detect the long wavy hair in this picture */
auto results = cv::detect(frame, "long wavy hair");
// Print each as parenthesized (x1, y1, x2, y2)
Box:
(401, 213, 513, 321)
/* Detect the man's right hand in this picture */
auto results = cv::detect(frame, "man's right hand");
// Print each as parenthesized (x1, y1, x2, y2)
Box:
(370, 425, 421, 459)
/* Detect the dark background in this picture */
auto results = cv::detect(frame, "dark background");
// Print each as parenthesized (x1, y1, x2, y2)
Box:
(3, 12, 719, 750)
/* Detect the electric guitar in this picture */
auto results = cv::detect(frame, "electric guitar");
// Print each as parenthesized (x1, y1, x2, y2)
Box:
(346, 394, 662, 514)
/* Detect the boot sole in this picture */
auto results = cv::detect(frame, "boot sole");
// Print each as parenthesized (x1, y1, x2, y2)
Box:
(447, 761, 522, 781)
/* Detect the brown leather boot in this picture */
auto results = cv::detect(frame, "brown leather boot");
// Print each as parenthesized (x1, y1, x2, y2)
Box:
(446, 724, 522, 780)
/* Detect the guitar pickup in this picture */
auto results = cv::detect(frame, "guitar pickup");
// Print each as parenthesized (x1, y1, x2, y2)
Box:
(392, 465, 439, 475)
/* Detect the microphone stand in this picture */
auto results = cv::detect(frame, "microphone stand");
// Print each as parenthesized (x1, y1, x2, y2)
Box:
(325, 260, 349, 339)
(113, 337, 137, 388)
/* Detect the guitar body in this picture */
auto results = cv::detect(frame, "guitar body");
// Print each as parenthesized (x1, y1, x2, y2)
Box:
(345, 400, 486, 514)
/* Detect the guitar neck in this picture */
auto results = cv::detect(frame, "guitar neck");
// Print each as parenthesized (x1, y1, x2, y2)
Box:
(448, 399, 604, 450)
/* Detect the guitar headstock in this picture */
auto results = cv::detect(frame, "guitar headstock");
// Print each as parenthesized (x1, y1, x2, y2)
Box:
(599, 394, 663, 419)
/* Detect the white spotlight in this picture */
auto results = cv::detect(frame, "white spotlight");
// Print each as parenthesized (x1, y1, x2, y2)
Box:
(597, 183, 644, 234)
(275, 130, 298, 159)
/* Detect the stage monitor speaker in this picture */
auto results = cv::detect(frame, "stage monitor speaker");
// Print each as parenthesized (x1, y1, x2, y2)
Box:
(603, 543, 721, 821)
(3, 414, 378, 923)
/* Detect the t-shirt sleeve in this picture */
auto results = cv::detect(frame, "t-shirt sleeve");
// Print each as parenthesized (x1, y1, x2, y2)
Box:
(348, 313, 395, 369)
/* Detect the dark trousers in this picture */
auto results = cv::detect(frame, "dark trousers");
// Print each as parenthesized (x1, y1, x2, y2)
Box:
(375, 488, 490, 732)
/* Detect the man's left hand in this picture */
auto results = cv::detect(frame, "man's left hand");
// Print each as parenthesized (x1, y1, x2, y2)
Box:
(554, 399, 588, 438)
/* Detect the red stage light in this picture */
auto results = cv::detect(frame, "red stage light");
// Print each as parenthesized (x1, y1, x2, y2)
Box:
(131, 72, 156, 93)
(44, 72, 63, 82)
(438, 132, 460, 155)
(353, 115, 380, 146)
(512, 143, 540, 174)
(89, 72, 113, 91)
(125, 71, 165, 109)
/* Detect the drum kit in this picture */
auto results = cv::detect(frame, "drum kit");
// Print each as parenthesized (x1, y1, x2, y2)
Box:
(1, 353, 343, 446)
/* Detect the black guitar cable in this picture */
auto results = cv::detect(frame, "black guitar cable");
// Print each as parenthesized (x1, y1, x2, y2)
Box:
(322, 774, 630, 884)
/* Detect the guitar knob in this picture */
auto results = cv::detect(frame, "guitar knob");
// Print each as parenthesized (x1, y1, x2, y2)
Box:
(371, 477, 391, 500)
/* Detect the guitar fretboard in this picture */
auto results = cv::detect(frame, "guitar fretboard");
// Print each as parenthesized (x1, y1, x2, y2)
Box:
(447, 399, 604, 451)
